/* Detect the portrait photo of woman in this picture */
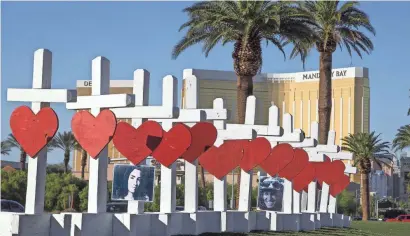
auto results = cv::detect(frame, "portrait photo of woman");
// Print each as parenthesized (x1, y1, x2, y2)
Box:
(257, 176, 284, 211)
(111, 164, 155, 201)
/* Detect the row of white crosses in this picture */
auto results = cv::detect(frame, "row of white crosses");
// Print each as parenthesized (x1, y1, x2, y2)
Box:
(171, 75, 255, 213)
(225, 95, 356, 215)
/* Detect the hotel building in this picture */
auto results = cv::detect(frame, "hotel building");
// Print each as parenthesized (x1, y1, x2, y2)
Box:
(72, 67, 370, 184)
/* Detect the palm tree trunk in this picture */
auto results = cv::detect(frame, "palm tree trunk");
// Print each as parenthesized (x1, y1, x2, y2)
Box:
(64, 151, 70, 173)
(20, 149, 27, 171)
(361, 172, 370, 221)
(81, 149, 87, 179)
(235, 75, 253, 209)
(318, 51, 333, 144)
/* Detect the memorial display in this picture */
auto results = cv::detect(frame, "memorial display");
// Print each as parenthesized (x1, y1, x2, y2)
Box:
(0, 48, 356, 236)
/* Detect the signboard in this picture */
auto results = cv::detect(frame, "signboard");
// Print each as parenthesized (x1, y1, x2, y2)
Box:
(267, 67, 367, 83)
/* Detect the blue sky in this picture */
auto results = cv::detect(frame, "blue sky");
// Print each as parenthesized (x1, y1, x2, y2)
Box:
(1, 1, 410, 164)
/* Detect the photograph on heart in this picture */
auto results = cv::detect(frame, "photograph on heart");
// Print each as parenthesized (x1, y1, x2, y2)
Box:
(111, 164, 155, 201)
(257, 176, 284, 211)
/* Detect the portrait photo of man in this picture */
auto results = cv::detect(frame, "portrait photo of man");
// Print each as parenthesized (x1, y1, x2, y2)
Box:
(111, 164, 155, 201)
(257, 176, 284, 211)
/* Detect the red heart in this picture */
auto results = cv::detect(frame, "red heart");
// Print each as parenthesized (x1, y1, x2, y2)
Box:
(259, 143, 294, 176)
(293, 163, 316, 193)
(330, 175, 350, 197)
(113, 121, 163, 165)
(71, 110, 117, 158)
(279, 148, 309, 180)
(239, 138, 271, 172)
(199, 141, 244, 180)
(326, 160, 346, 185)
(152, 123, 191, 167)
(182, 122, 217, 163)
(313, 161, 332, 186)
(10, 106, 58, 158)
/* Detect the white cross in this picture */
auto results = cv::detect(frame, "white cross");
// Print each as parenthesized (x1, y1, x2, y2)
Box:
(6, 49, 77, 214)
(108, 69, 180, 214)
(66, 56, 134, 213)
(150, 75, 229, 214)
(177, 74, 255, 213)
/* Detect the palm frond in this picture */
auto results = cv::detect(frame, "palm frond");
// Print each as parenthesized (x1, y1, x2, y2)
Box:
(392, 125, 410, 151)
(287, 0, 375, 67)
(342, 132, 390, 173)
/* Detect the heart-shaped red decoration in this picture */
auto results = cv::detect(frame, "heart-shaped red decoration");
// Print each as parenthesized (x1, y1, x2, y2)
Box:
(326, 160, 346, 185)
(182, 122, 217, 163)
(278, 148, 309, 180)
(152, 123, 191, 167)
(10, 106, 59, 158)
(113, 121, 163, 165)
(313, 160, 332, 186)
(71, 110, 117, 158)
(240, 137, 271, 172)
(293, 163, 316, 193)
(259, 143, 294, 176)
(330, 175, 350, 197)
(199, 141, 244, 180)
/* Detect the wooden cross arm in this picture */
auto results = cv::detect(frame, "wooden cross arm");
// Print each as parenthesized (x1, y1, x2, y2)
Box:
(112, 106, 179, 119)
(150, 109, 205, 122)
(200, 108, 228, 120)
(284, 138, 315, 148)
(304, 145, 339, 153)
(344, 165, 357, 174)
(321, 151, 353, 160)
(226, 124, 280, 136)
(308, 153, 325, 162)
(217, 128, 256, 141)
(66, 94, 134, 110)
(259, 132, 302, 142)
(7, 88, 77, 103)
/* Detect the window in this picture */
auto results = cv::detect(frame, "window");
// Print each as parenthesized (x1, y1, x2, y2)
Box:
(1, 201, 10, 211)
(10, 202, 24, 212)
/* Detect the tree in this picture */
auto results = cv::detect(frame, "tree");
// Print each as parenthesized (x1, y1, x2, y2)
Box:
(342, 132, 390, 221)
(1, 141, 11, 155)
(392, 124, 410, 152)
(75, 143, 88, 179)
(5, 134, 54, 171)
(5, 134, 27, 171)
(337, 190, 356, 216)
(290, 1, 375, 144)
(50, 131, 77, 173)
(172, 2, 314, 208)
(47, 163, 69, 174)
(1, 170, 27, 205)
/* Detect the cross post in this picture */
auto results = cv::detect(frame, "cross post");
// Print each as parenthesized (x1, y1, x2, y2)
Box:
(6, 49, 77, 214)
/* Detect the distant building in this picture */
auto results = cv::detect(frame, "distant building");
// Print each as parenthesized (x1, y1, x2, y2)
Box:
(0, 160, 27, 171)
(399, 152, 410, 201)
(369, 154, 395, 198)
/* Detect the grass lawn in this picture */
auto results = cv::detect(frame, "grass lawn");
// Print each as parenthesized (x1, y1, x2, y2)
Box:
(189, 221, 409, 236)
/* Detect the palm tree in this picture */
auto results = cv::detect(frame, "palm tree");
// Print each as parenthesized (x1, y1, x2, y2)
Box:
(6, 134, 27, 171)
(289, 1, 376, 144)
(78, 145, 88, 179)
(342, 132, 390, 221)
(392, 125, 410, 152)
(172, 0, 313, 209)
(1, 141, 11, 155)
(50, 131, 77, 173)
